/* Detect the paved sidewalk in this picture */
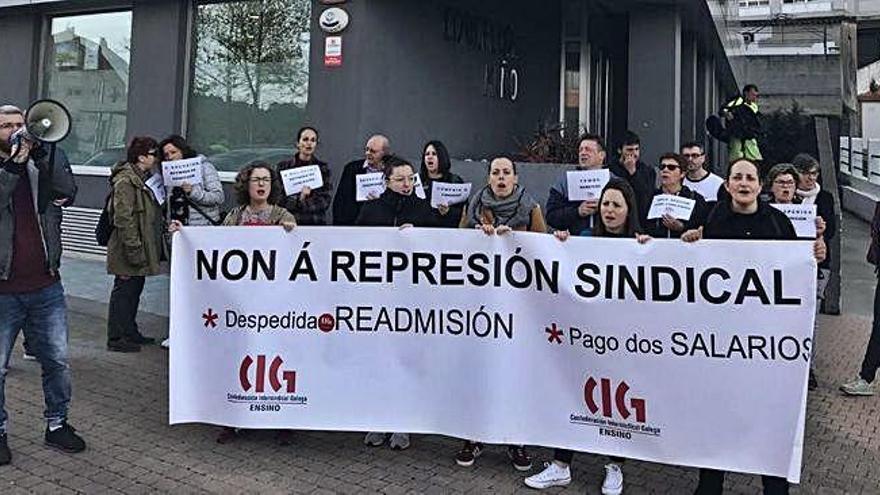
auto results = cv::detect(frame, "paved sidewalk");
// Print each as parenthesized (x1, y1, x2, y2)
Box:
(2, 215, 879, 494)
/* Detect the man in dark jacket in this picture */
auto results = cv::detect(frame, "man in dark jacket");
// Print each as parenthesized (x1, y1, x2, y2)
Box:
(608, 131, 656, 222)
(0, 104, 86, 465)
(545, 133, 613, 236)
(332, 135, 390, 226)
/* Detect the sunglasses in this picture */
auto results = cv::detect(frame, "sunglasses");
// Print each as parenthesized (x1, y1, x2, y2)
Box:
(659, 164, 681, 171)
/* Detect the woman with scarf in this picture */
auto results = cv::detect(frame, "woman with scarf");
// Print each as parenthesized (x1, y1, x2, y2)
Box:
(419, 140, 465, 228)
(459, 156, 546, 234)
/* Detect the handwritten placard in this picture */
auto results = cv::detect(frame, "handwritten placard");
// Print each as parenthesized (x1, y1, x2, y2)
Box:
(280, 165, 324, 196)
(647, 194, 696, 221)
(162, 157, 203, 187)
(772, 203, 817, 238)
(566, 169, 610, 201)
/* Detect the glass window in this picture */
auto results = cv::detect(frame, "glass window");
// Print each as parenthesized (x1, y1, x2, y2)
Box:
(44, 11, 132, 165)
(188, 0, 312, 172)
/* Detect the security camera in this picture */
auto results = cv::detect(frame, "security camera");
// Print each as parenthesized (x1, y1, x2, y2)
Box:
(319, 8, 349, 34)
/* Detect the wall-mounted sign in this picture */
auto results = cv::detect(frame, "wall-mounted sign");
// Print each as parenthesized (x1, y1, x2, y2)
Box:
(324, 36, 343, 67)
(443, 7, 516, 57)
(319, 7, 350, 34)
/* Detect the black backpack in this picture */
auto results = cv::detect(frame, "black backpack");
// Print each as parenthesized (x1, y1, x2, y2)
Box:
(95, 192, 114, 247)
(705, 115, 729, 143)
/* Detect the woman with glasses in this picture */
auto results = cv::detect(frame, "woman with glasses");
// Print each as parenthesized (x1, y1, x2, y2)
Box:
(643, 153, 709, 239)
(355, 154, 434, 228)
(159, 135, 224, 227)
(277, 126, 333, 225)
(106, 137, 165, 353)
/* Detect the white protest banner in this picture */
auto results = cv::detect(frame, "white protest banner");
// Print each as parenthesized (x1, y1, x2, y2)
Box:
(145, 173, 166, 205)
(162, 157, 203, 187)
(281, 165, 324, 196)
(170, 228, 815, 483)
(567, 169, 610, 201)
(647, 194, 697, 221)
(772, 204, 817, 239)
(430, 182, 472, 208)
(355, 172, 385, 202)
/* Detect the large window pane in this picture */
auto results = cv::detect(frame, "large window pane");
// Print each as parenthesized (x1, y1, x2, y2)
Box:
(44, 11, 132, 165)
(188, 0, 311, 172)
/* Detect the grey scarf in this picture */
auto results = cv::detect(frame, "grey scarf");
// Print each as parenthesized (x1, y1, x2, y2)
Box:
(464, 184, 537, 229)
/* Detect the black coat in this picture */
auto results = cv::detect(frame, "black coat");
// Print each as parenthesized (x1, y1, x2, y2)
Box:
(810, 190, 836, 269)
(703, 200, 796, 241)
(332, 160, 374, 226)
(608, 160, 656, 222)
(643, 186, 710, 239)
(355, 189, 435, 227)
(420, 171, 465, 229)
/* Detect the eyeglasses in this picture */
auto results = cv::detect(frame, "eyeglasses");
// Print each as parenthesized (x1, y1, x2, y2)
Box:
(773, 180, 796, 186)
(147, 150, 160, 157)
(659, 164, 680, 171)
(249, 177, 272, 184)
(389, 175, 415, 184)
(0, 122, 23, 130)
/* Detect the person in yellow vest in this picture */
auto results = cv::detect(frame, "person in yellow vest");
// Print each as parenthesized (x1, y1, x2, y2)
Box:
(722, 84, 763, 165)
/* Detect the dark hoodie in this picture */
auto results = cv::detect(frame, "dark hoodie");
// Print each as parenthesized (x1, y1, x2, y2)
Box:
(355, 189, 435, 227)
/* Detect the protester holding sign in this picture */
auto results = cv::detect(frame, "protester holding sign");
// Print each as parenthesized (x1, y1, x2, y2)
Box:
(546, 133, 612, 236)
(461, 157, 546, 234)
(356, 155, 433, 230)
(682, 158, 825, 495)
(277, 127, 333, 225)
(530, 179, 649, 495)
(418, 141, 465, 228)
(333, 135, 389, 225)
(106, 137, 164, 353)
(643, 153, 709, 239)
(159, 135, 224, 226)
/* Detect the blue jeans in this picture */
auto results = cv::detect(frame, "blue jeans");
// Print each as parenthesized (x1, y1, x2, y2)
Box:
(0, 282, 71, 433)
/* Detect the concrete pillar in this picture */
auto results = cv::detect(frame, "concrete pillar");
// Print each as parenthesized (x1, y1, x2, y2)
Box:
(126, 0, 190, 139)
(628, 7, 680, 165)
(695, 49, 712, 148)
(0, 12, 40, 106)
(680, 31, 697, 145)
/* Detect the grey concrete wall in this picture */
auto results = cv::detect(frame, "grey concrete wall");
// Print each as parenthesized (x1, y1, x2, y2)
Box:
(0, 12, 39, 106)
(737, 54, 842, 115)
(628, 7, 681, 165)
(126, 0, 188, 140)
(308, 0, 561, 173)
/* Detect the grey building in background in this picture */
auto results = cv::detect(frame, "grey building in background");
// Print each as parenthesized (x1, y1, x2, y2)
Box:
(0, 0, 740, 252)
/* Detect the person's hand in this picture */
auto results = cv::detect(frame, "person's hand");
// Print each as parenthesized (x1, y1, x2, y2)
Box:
(437, 203, 450, 216)
(398, 223, 414, 230)
(815, 216, 826, 237)
(479, 224, 496, 236)
(554, 230, 570, 242)
(814, 238, 827, 263)
(366, 191, 380, 200)
(52, 197, 68, 207)
(300, 186, 311, 200)
(11, 140, 31, 164)
(181, 182, 193, 195)
(281, 221, 297, 232)
(495, 225, 513, 236)
(636, 233, 652, 244)
(168, 220, 183, 233)
(681, 227, 703, 243)
(621, 152, 637, 174)
(578, 200, 598, 218)
(661, 214, 685, 232)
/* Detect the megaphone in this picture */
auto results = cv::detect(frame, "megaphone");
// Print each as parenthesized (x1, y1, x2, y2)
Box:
(22, 99, 71, 144)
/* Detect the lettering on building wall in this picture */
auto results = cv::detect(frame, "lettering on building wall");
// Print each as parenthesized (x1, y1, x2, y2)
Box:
(484, 58, 520, 102)
(442, 7, 515, 56)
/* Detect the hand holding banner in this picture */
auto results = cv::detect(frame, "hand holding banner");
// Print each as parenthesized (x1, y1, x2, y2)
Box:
(567, 169, 610, 201)
(162, 157, 204, 187)
(771, 204, 817, 238)
(281, 165, 324, 196)
(647, 195, 696, 221)
(430, 182, 472, 208)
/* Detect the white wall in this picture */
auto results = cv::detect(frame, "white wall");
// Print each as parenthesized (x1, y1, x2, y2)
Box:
(862, 101, 880, 138)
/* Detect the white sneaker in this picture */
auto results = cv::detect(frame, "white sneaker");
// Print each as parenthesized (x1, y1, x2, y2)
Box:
(602, 463, 624, 495)
(524, 461, 571, 489)
(389, 432, 410, 450)
(22, 352, 36, 361)
(364, 431, 388, 446)
(840, 377, 875, 396)
(160, 338, 170, 349)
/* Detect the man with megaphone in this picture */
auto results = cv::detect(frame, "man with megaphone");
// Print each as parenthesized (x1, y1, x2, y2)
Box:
(0, 102, 85, 466)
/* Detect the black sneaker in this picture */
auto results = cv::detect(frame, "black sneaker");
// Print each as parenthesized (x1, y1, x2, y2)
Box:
(129, 334, 156, 345)
(455, 441, 483, 467)
(809, 370, 818, 391)
(508, 445, 532, 471)
(0, 433, 10, 465)
(45, 422, 86, 453)
(107, 340, 141, 353)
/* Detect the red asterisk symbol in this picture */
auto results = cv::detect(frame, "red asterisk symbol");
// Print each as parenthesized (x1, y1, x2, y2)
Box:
(545, 323, 563, 344)
(202, 308, 219, 328)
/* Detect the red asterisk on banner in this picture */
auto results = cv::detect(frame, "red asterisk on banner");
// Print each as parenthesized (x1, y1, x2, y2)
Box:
(545, 323, 563, 344)
(202, 308, 219, 328)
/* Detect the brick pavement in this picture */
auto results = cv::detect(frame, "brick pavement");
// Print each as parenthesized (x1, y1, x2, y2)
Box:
(1, 295, 879, 494)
